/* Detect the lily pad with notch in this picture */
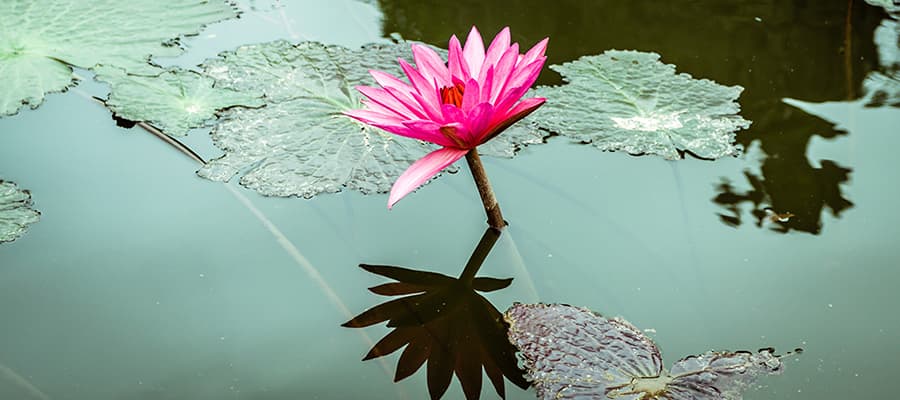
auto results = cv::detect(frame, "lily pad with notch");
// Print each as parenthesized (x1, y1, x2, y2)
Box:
(505, 303, 799, 400)
(94, 65, 264, 137)
(0, 0, 238, 117)
(530, 50, 751, 160)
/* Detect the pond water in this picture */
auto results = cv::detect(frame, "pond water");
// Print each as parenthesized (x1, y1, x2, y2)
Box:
(1, 0, 899, 399)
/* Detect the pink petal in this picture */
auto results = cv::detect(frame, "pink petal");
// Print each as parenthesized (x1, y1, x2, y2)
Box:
(398, 59, 438, 99)
(344, 108, 403, 125)
(499, 97, 546, 124)
(345, 111, 453, 146)
(485, 43, 520, 103)
(369, 70, 415, 95)
(462, 26, 485, 77)
(508, 57, 547, 90)
(460, 78, 481, 113)
(411, 44, 452, 87)
(380, 85, 428, 119)
(466, 102, 495, 142)
(399, 60, 443, 119)
(441, 122, 471, 148)
(440, 103, 467, 125)
(484, 97, 545, 141)
(479, 66, 495, 105)
(388, 147, 469, 209)
(520, 37, 549, 66)
(494, 58, 546, 111)
(401, 120, 463, 148)
(480, 27, 511, 76)
(410, 90, 443, 122)
(447, 35, 471, 80)
(493, 85, 531, 116)
(356, 85, 418, 120)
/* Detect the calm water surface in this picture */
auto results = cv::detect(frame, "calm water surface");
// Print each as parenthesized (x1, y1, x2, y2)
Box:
(1, 0, 899, 399)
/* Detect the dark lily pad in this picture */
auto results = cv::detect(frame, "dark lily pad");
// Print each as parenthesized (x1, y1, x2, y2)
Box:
(505, 303, 797, 400)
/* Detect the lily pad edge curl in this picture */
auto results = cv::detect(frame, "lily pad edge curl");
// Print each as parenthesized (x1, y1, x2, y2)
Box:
(0, 180, 41, 244)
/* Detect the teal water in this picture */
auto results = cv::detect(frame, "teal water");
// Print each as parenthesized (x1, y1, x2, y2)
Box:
(2, 0, 899, 399)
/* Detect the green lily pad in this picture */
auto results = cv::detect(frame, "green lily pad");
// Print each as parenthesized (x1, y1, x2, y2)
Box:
(531, 50, 750, 160)
(196, 40, 541, 198)
(95, 66, 264, 136)
(0, 180, 40, 244)
(0, 0, 237, 117)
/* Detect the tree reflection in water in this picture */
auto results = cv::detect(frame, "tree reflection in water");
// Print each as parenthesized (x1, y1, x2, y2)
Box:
(370, 0, 891, 234)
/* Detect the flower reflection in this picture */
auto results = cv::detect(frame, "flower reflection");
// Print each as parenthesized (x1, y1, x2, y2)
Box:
(343, 228, 528, 399)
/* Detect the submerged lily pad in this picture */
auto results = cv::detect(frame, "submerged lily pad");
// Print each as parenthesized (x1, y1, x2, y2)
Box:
(0, 180, 40, 243)
(95, 66, 264, 136)
(531, 51, 750, 160)
(505, 303, 794, 400)
(0, 0, 237, 117)
(196, 40, 539, 198)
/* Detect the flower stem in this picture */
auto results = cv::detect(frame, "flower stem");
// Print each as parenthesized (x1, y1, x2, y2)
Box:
(465, 149, 506, 230)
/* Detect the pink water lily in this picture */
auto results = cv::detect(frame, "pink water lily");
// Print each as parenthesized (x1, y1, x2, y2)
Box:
(346, 26, 548, 210)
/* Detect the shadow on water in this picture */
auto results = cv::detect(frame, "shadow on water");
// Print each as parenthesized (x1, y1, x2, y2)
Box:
(372, 0, 890, 234)
(343, 228, 529, 400)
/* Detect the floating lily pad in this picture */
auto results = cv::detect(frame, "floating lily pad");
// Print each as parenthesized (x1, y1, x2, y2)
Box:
(531, 51, 750, 160)
(505, 303, 794, 400)
(0, 180, 40, 244)
(95, 66, 264, 136)
(196, 40, 539, 198)
(0, 0, 237, 117)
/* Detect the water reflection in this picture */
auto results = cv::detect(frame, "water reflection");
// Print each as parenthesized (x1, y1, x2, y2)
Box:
(369, 0, 889, 234)
(343, 228, 528, 399)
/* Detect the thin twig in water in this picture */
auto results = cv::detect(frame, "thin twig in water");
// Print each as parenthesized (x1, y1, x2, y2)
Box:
(496, 230, 540, 303)
(74, 88, 207, 164)
(90, 97, 206, 164)
(0, 363, 50, 400)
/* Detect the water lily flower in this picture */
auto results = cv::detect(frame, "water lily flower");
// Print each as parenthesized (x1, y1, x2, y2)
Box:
(345, 27, 548, 215)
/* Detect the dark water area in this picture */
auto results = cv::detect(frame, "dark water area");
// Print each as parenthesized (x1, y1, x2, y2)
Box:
(1, 0, 898, 399)
(379, 0, 888, 234)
